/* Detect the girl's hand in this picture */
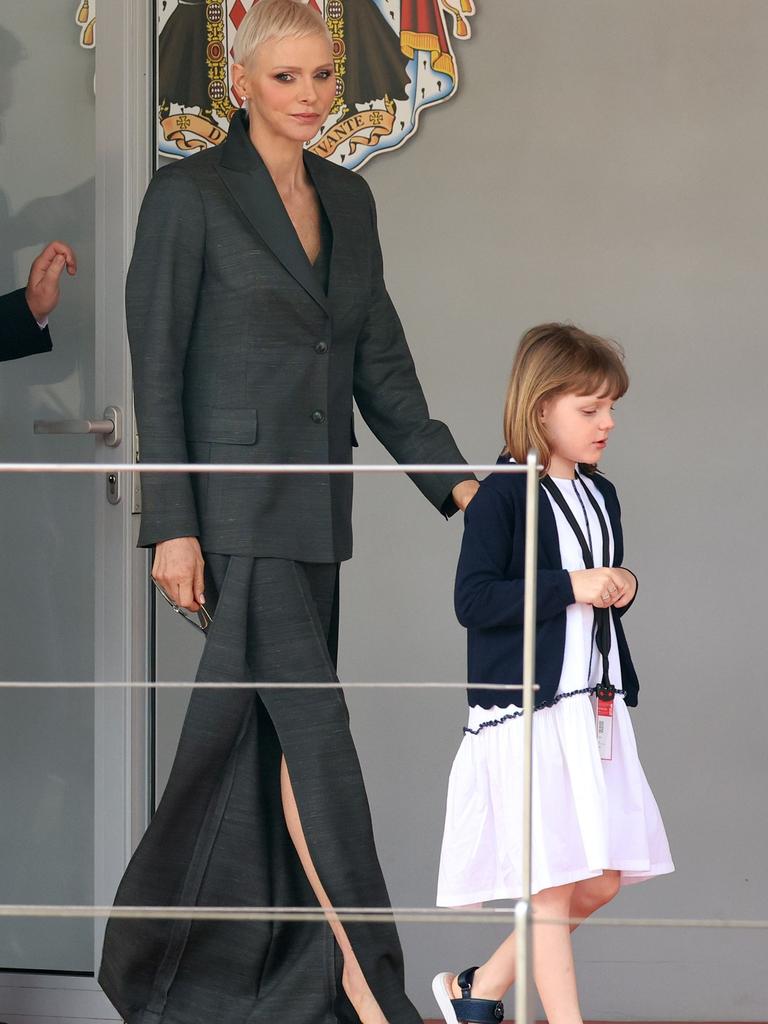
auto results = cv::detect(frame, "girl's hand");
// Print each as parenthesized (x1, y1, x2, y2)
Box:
(569, 567, 634, 608)
(153, 536, 205, 612)
(611, 567, 637, 609)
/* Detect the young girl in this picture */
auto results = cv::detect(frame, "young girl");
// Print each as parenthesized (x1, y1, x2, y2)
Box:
(433, 324, 674, 1024)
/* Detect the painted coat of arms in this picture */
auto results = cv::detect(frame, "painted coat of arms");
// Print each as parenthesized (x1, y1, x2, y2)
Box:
(158, 0, 476, 169)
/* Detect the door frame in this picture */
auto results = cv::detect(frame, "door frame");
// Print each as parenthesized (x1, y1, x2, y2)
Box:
(0, 1, 153, 1020)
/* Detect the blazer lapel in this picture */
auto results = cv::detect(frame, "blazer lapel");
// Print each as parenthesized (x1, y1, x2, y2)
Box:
(216, 112, 329, 313)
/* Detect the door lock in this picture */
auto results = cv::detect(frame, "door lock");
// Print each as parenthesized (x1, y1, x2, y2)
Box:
(106, 472, 121, 505)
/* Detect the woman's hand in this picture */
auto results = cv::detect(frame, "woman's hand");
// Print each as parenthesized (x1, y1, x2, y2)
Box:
(153, 537, 205, 612)
(569, 566, 636, 609)
(452, 480, 480, 511)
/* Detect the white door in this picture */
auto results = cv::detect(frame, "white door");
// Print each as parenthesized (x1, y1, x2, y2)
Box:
(0, 2, 151, 1020)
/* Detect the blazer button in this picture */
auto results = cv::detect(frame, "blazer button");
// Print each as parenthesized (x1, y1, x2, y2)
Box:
(311, 410, 326, 424)
(314, 341, 328, 355)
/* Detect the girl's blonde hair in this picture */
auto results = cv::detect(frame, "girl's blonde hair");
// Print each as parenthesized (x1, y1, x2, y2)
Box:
(233, 0, 331, 67)
(503, 323, 629, 474)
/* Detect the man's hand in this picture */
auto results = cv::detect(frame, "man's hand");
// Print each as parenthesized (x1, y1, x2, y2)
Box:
(452, 479, 480, 512)
(25, 241, 77, 322)
(153, 536, 206, 612)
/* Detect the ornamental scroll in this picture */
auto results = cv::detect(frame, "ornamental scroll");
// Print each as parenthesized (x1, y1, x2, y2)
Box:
(157, 0, 476, 170)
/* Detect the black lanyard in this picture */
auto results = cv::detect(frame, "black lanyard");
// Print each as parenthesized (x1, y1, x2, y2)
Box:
(541, 474, 616, 701)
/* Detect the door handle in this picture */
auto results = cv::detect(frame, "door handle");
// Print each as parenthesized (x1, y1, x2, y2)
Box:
(34, 405, 123, 448)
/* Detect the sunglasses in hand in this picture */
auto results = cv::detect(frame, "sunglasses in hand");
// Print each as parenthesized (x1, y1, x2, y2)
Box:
(153, 579, 213, 634)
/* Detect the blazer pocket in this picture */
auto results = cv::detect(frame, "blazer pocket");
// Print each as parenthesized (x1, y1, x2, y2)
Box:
(187, 407, 258, 445)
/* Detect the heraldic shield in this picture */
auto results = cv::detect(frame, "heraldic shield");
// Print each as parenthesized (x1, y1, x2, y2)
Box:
(157, 0, 476, 169)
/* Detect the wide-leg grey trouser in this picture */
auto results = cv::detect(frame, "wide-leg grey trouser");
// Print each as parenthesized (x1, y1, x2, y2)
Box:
(99, 556, 420, 1024)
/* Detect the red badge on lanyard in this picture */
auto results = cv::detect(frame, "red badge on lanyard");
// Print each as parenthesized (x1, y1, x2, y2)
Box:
(595, 681, 615, 761)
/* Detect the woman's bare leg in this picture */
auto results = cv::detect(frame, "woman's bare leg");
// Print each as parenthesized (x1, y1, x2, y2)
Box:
(280, 756, 388, 1024)
(448, 870, 622, 1004)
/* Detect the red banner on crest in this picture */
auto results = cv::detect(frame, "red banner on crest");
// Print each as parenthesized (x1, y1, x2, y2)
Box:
(400, 0, 474, 79)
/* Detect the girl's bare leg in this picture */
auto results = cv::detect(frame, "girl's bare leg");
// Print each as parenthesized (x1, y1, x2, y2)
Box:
(449, 870, 622, 1004)
(528, 882, 582, 1024)
(280, 756, 388, 1024)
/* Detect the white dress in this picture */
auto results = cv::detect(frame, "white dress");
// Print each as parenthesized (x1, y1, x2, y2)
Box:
(436, 473, 674, 907)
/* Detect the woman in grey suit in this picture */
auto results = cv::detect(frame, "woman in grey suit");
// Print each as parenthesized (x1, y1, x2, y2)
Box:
(99, 3, 477, 1024)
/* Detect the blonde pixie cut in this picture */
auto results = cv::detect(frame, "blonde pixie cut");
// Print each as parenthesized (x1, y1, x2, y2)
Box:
(233, 0, 332, 67)
(503, 323, 629, 475)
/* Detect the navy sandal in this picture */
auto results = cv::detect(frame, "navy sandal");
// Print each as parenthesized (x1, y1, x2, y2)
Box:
(432, 967, 505, 1024)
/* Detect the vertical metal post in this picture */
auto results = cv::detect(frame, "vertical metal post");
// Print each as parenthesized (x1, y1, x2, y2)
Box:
(515, 450, 539, 1024)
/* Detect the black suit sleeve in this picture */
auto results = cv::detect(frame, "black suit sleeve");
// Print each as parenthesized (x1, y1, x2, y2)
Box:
(352, 183, 475, 518)
(126, 168, 205, 547)
(0, 288, 53, 363)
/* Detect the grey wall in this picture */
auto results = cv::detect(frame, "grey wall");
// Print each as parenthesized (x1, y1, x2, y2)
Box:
(156, 1, 768, 1018)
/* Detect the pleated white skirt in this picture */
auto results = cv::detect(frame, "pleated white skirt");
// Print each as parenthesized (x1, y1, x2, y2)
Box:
(436, 695, 674, 907)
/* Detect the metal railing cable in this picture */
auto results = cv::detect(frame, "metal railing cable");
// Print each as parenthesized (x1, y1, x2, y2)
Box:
(0, 905, 765, 930)
(0, 462, 518, 475)
(0, 682, 528, 690)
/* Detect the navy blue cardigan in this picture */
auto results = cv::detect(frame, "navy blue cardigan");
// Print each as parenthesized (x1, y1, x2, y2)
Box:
(455, 460, 639, 711)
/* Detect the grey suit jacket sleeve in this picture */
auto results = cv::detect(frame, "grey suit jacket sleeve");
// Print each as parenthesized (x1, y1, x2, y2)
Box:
(352, 185, 474, 517)
(126, 168, 205, 547)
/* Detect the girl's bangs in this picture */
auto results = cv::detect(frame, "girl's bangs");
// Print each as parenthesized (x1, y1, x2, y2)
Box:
(571, 349, 628, 401)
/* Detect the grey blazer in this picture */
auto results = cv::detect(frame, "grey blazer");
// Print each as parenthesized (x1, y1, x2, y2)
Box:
(127, 111, 472, 561)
